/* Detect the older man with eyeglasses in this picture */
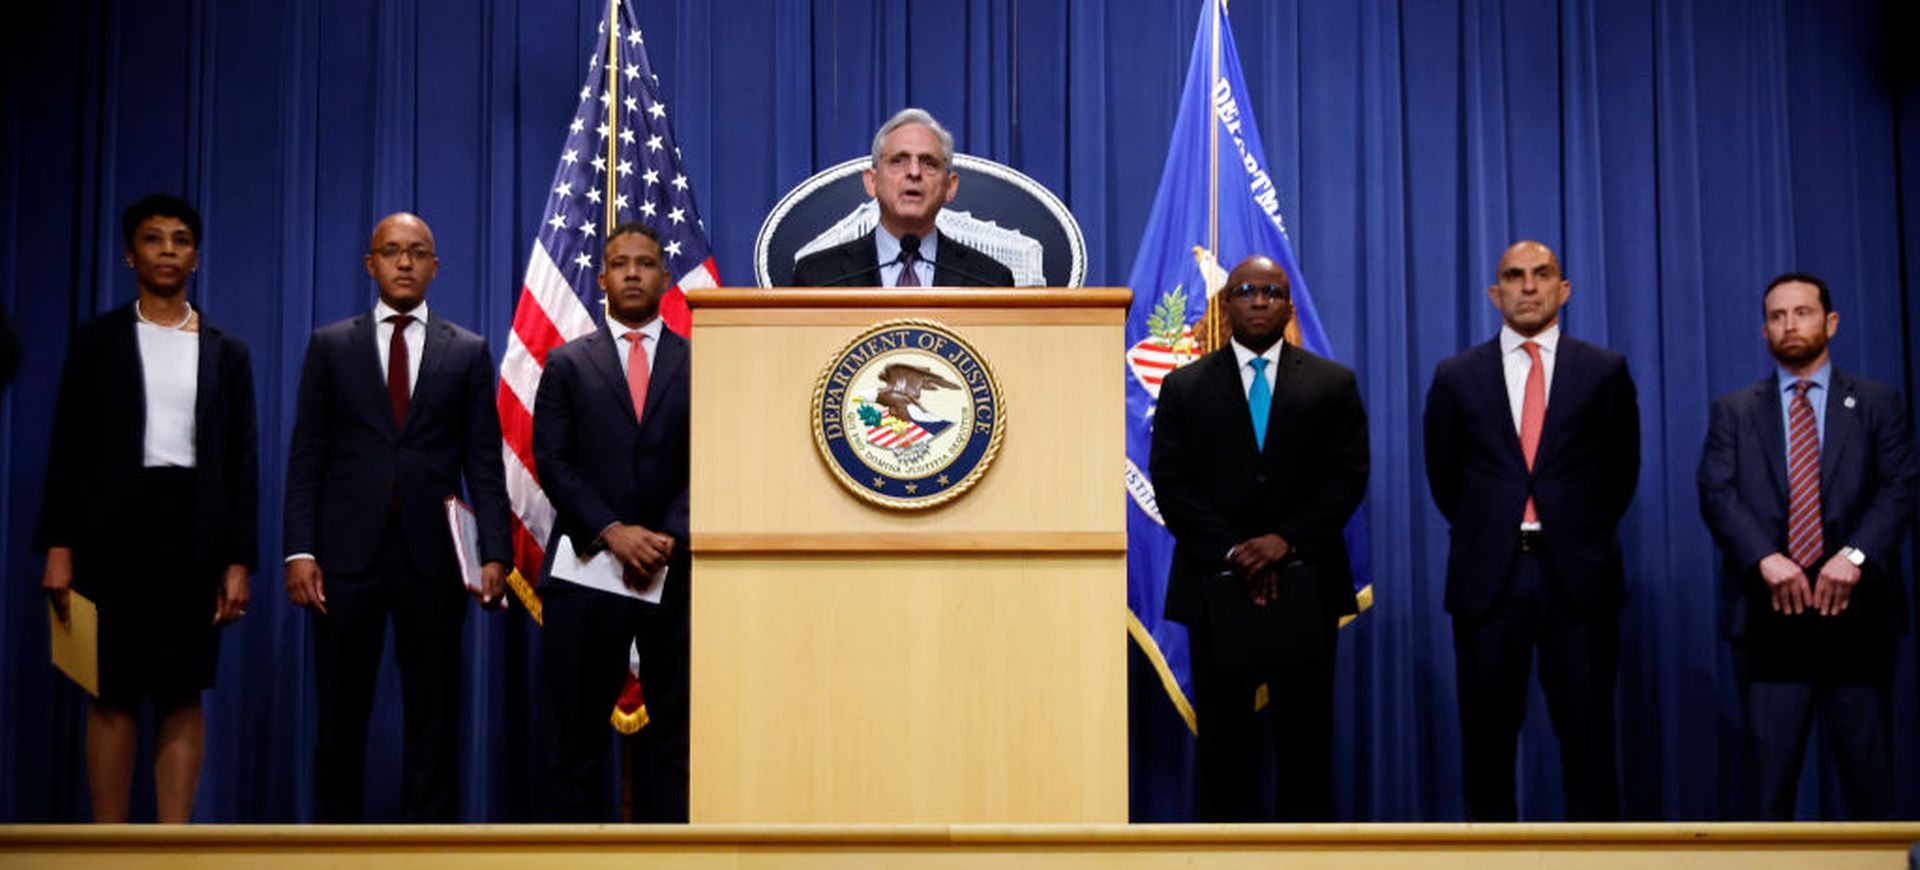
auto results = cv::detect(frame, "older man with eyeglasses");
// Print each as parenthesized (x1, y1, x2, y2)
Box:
(283, 211, 513, 822)
(1150, 254, 1370, 821)
(790, 108, 1015, 288)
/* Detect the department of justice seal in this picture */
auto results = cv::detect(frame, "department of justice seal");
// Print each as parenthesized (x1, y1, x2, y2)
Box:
(811, 319, 1007, 510)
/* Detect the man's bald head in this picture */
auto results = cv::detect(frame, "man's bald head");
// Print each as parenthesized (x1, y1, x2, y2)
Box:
(369, 212, 436, 250)
(365, 212, 440, 311)
(1487, 239, 1569, 337)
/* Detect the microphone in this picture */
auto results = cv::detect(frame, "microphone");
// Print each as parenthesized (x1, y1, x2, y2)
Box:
(792, 233, 1008, 287)
(901, 233, 1008, 287)
(801, 260, 881, 288)
(924, 255, 1006, 288)
(789, 233, 917, 287)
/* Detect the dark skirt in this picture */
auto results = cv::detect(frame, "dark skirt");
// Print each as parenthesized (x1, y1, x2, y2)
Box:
(91, 467, 222, 709)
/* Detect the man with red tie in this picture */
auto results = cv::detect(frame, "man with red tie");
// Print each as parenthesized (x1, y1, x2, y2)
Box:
(283, 212, 513, 821)
(1698, 273, 1917, 819)
(532, 223, 691, 821)
(1424, 240, 1641, 821)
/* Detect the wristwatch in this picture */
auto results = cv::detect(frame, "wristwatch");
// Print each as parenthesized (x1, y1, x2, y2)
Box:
(1838, 545, 1867, 567)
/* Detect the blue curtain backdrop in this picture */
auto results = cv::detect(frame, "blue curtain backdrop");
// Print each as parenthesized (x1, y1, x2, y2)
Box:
(3, 0, 1917, 822)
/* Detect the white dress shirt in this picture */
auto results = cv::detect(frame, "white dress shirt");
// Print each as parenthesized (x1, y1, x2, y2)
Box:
(136, 321, 199, 468)
(1230, 337, 1282, 399)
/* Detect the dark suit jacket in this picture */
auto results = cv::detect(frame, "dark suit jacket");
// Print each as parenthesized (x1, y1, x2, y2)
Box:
(1424, 336, 1640, 617)
(789, 231, 1015, 287)
(284, 310, 512, 578)
(1151, 342, 1369, 627)
(1698, 369, 1918, 642)
(532, 323, 691, 608)
(36, 303, 259, 596)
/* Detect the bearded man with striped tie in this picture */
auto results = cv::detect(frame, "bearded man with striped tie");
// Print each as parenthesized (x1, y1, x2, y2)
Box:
(1424, 240, 1641, 821)
(1698, 273, 1918, 820)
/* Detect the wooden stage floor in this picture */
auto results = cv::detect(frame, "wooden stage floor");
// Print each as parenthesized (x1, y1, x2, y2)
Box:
(4, 822, 1919, 869)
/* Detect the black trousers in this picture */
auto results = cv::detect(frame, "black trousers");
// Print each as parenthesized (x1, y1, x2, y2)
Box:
(1452, 551, 1620, 821)
(1187, 617, 1339, 822)
(1745, 679, 1894, 820)
(541, 579, 689, 822)
(311, 517, 467, 823)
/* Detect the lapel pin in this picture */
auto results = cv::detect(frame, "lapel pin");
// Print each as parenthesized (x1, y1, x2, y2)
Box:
(1843, 395, 1856, 409)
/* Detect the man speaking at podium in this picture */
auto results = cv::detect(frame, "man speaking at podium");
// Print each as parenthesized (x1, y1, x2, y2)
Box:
(790, 108, 1014, 288)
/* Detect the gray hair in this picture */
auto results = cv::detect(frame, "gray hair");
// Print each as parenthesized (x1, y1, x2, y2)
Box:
(870, 108, 955, 169)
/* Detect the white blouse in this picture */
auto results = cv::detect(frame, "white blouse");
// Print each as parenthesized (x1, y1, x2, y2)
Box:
(136, 322, 199, 468)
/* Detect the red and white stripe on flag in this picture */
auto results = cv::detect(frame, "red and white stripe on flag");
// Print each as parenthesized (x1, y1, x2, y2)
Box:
(497, 0, 720, 585)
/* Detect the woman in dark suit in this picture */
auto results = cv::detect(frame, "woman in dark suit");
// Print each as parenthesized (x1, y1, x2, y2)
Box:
(35, 194, 258, 823)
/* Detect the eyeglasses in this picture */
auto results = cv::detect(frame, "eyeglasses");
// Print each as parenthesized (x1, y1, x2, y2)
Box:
(878, 153, 948, 175)
(1225, 282, 1287, 301)
(370, 245, 437, 262)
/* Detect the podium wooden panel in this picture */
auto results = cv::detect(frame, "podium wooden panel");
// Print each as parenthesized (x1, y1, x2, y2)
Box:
(684, 288, 1131, 824)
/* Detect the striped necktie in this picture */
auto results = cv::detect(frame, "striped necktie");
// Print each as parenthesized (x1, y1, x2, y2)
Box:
(1785, 379, 1823, 568)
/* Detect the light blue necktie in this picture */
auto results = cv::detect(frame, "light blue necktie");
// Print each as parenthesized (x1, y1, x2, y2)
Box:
(1248, 357, 1270, 449)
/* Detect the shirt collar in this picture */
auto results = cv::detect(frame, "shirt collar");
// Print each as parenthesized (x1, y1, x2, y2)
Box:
(1499, 322, 1559, 356)
(874, 226, 941, 266)
(374, 299, 429, 325)
(1230, 337, 1284, 370)
(609, 314, 663, 343)
(1776, 359, 1832, 394)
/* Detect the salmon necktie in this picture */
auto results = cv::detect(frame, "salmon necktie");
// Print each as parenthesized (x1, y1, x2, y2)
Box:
(1519, 340, 1545, 524)
(623, 331, 651, 424)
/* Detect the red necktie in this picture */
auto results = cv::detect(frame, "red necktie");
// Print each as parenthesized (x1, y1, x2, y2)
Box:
(1519, 340, 1546, 524)
(624, 331, 651, 424)
(1786, 379, 1824, 568)
(387, 314, 414, 426)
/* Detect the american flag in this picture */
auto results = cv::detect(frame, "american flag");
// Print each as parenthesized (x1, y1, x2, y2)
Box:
(865, 415, 947, 448)
(497, 0, 719, 601)
(1123, 322, 1201, 396)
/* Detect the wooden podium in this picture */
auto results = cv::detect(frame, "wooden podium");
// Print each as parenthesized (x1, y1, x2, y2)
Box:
(683, 287, 1131, 824)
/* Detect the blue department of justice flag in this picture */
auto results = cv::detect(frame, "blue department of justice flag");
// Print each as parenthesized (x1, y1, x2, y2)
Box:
(1123, 0, 1373, 735)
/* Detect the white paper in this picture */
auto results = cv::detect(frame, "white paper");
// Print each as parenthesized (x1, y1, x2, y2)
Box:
(443, 497, 483, 593)
(550, 534, 667, 603)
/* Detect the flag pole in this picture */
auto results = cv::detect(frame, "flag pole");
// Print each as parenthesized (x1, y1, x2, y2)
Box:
(1205, 0, 1224, 349)
(604, 0, 620, 237)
